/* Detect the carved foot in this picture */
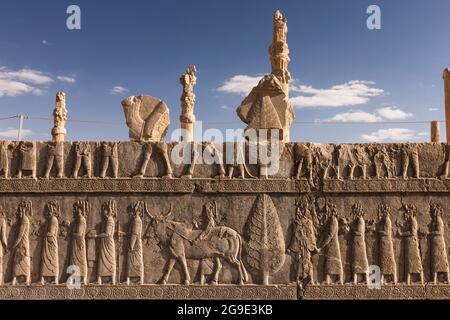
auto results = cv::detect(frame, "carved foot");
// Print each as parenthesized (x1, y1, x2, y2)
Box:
(133, 174, 144, 179)
(162, 174, 173, 179)
(160, 279, 167, 285)
(210, 280, 218, 286)
(184, 279, 191, 285)
(181, 174, 193, 179)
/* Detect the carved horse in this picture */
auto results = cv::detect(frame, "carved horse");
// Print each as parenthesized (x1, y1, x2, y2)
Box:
(146, 208, 248, 285)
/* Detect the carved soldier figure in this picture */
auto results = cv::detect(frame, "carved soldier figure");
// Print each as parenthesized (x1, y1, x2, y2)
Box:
(91, 200, 116, 285)
(100, 142, 119, 178)
(40, 201, 60, 285)
(398, 204, 424, 284)
(371, 145, 394, 179)
(0, 141, 10, 178)
(377, 204, 397, 284)
(69, 200, 88, 285)
(0, 206, 7, 285)
(350, 203, 369, 284)
(133, 142, 173, 178)
(226, 142, 255, 179)
(401, 144, 419, 179)
(182, 142, 225, 179)
(16, 141, 36, 179)
(72, 142, 92, 178)
(126, 201, 145, 285)
(11, 200, 32, 285)
(292, 143, 313, 184)
(319, 202, 343, 285)
(44, 142, 64, 179)
(429, 203, 449, 284)
(287, 199, 319, 286)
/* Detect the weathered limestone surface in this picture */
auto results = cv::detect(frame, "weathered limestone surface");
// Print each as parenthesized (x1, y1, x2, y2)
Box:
(0, 141, 448, 299)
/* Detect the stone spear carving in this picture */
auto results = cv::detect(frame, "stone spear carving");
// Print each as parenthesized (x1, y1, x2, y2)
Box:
(429, 203, 449, 284)
(69, 201, 89, 285)
(377, 204, 397, 284)
(179, 65, 197, 142)
(245, 194, 285, 285)
(52, 92, 68, 142)
(40, 201, 60, 285)
(11, 200, 32, 286)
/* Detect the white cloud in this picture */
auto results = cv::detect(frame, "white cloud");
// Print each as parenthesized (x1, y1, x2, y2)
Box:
(290, 80, 384, 108)
(220, 105, 230, 110)
(0, 68, 53, 85)
(42, 40, 48, 45)
(217, 76, 384, 108)
(0, 67, 54, 97)
(376, 106, 412, 120)
(428, 107, 439, 111)
(110, 86, 128, 95)
(217, 75, 261, 96)
(329, 110, 382, 122)
(329, 106, 413, 123)
(361, 128, 425, 142)
(57, 76, 76, 84)
(0, 128, 33, 139)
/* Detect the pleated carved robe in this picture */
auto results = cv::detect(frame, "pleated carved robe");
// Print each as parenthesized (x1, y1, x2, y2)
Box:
(322, 217, 343, 276)
(97, 216, 116, 277)
(430, 216, 449, 274)
(126, 216, 143, 278)
(378, 215, 396, 275)
(13, 216, 30, 278)
(405, 216, 423, 274)
(351, 217, 369, 274)
(40, 216, 59, 277)
(70, 216, 87, 278)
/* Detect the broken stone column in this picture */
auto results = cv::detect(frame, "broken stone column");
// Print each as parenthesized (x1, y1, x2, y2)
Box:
(51, 92, 68, 142)
(179, 66, 197, 142)
(430, 121, 441, 143)
(444, 68, 450, 142)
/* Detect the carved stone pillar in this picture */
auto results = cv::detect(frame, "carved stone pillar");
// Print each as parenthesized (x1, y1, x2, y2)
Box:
(431, 121, 441, 143)
(179, 66, 197, 142)
(444, 68, 450, 142)
(51, 92, 68, 142)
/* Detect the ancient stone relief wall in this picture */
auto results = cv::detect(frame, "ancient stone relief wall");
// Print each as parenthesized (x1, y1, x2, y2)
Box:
(0, 141, 448, 299)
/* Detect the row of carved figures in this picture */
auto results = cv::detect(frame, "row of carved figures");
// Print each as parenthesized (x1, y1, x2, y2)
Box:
(290, 201, 450, 286)
(291, 143, 450, 183)
(0, 198, 448, 286)
(0, 141, 449, 180)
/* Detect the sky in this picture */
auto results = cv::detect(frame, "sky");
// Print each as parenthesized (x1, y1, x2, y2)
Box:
(0, 0, 449, 143)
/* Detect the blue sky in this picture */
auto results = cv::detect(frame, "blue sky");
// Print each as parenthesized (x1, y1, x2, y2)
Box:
(0, 0, 449, 142)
